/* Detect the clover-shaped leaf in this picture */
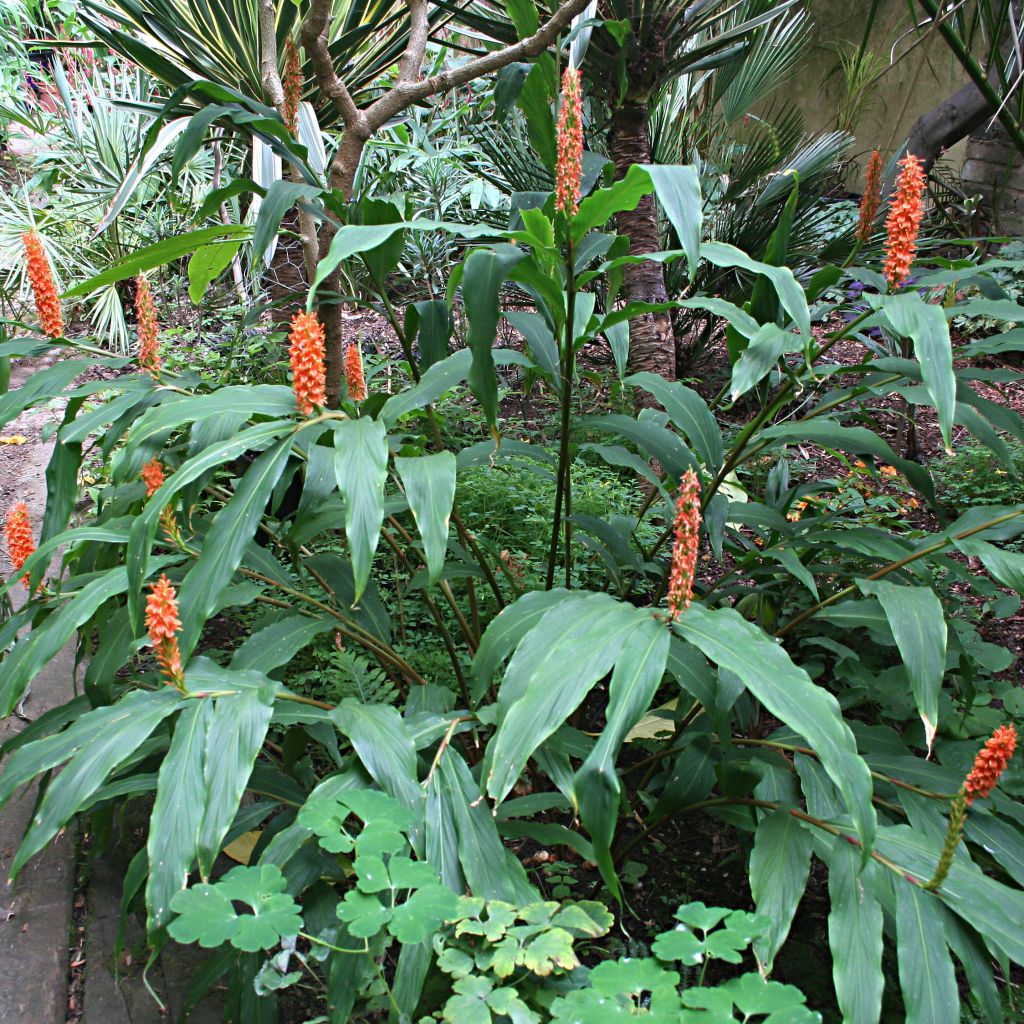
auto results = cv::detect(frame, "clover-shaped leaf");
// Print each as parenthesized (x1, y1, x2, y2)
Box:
(673, 901, 731, 932)
(455, 899, 517, 942)
(388, 883, 459, 944)
(337, 890, 392, 938)
(724, 973, 820, 1021)
(519, 927, 578, 976)
(355, 853, 390, 893)
(549, 901, 614, 938)
(518, 901, 560, 926)
(437, 946, 475, 979)
(442, 974, 494, 1024)
(487, 986, 541, 1024)
(169, 865, 302, 953)
(296, 797, 355, 854)
(652, 924, 704, 966)
(389, 856, 438, 890)
(588, 957, 680, 997)
(354, 818, 408, 859)
(341, 789, 416, 831)
(549, 989, 639, 1022)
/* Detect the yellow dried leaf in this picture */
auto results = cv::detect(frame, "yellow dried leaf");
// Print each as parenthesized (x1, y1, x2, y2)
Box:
(0, 435, 28, 445)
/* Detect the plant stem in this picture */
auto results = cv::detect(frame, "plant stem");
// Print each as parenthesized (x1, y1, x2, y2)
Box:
(548, 238, 575, 589)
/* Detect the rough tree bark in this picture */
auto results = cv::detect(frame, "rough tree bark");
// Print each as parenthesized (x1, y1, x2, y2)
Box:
(299, 0, 595, 404)
(608, 104, 676, 389)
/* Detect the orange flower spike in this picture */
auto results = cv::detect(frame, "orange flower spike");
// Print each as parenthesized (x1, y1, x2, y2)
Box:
(21, 232, 64, 338)
(141, 457, 166, 498)
(135, 274, 162, 376)
(554, 66, 584, 216)
(667, 468, 701, 618)
(282, 39, 302, 135)
(288, 310, 327, 415)
(883, 153, 926, 289)
(345, 343, 366, 402)
(145, 574, 185, 686)
(964, 723, 1017, 804)
(5, 501, 36, 581)
(856, 149, 883, 244)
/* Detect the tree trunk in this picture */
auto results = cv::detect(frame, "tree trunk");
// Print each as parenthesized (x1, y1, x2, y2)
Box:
(608, 103, 676, 389)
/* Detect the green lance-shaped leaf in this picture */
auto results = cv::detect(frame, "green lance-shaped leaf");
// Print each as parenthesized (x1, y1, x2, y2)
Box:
(177, 435, 293, 657)
(880, 291, 956, 451)
(333, 700, 422, 826)
(64, 225, 251, 297)
(572, 163, 653, 241)
(462, 247, 526, 435)
(896, 883, 959, 1024)
(674, 605, 876, 856)
(485, 593, 650, 806)
(10, 689, 182, 878)
(471, 589, 569, 705)
(395, 452, 456, 586)
(827, 840, 884, 1024)
(251, 180, 321, 269)
(380, 349, 472, 427)
(700, 241, 811, 345)
(230, 614, 336, 673)
(188, 241, 242, 304)
(190, 662, 276, 878)
(405, 299, 453, 372)
(858, 579, 946, 754)
(147, 699, 212, 936)
(575, 618, 668, 897)
(126, 419, 292, 631)
(333, 417, 389, 602)
(749, 809, 813, 971)
(641, 164, 702, 280)
(625, 372, 723, 472)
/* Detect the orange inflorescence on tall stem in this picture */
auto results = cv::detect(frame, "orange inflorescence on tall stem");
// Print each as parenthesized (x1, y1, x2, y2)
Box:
(282, 39, 302, 135)
(135, 274, 162, 376)
(667, 468, 701, 618)
(5, 501, 36, 584)
(554, 66, 584, 216)
(21, 231, 64, 338)
(345, 343, 366, 401)
(289, 311, 327, 415)
(146, 574, 185, 687)
(856, 149, 883, 244)
(141, 457, 165, 497)
(964, 723, 1017, 804)
(883, 153, 926, 289)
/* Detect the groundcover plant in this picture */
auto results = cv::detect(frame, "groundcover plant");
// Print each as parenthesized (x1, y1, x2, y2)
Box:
(2, 3, 1024, 1022)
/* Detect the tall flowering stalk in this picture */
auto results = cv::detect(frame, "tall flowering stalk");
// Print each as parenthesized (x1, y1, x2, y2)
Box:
(345, 342, 366, 401)
(141, 458, 184, 546)
(554, 66, 584, 216)
(5, 501, 36, 585)
(21, 232, 64, 338)
(135, 274, 162, 376)
(282, 39, 302, 135)
(146, 574, 185, 688)
(289, 311, 326, 415)
(883, 153, 926, 289)
(667, 468, 701, 618)
(856, 149, 883, 244)
(924, 723, 1017, 891)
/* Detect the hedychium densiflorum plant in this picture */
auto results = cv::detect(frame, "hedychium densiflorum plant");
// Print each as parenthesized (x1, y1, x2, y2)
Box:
(2, 56, 1024, 1024)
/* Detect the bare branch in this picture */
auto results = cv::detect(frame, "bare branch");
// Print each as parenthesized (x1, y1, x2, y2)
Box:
(399, 0, 430, 85)
(302, 0, 363, 129)
(364, 0, 593, 130)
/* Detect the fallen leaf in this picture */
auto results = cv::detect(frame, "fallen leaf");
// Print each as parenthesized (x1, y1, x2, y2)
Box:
(0, 436, 27, 445)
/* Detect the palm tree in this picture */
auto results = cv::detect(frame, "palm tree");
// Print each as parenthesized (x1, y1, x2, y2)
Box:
(579, 0, 801, 381)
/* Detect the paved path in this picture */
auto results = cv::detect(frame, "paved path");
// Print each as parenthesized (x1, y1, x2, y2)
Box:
(0, 355, 77, 1024)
